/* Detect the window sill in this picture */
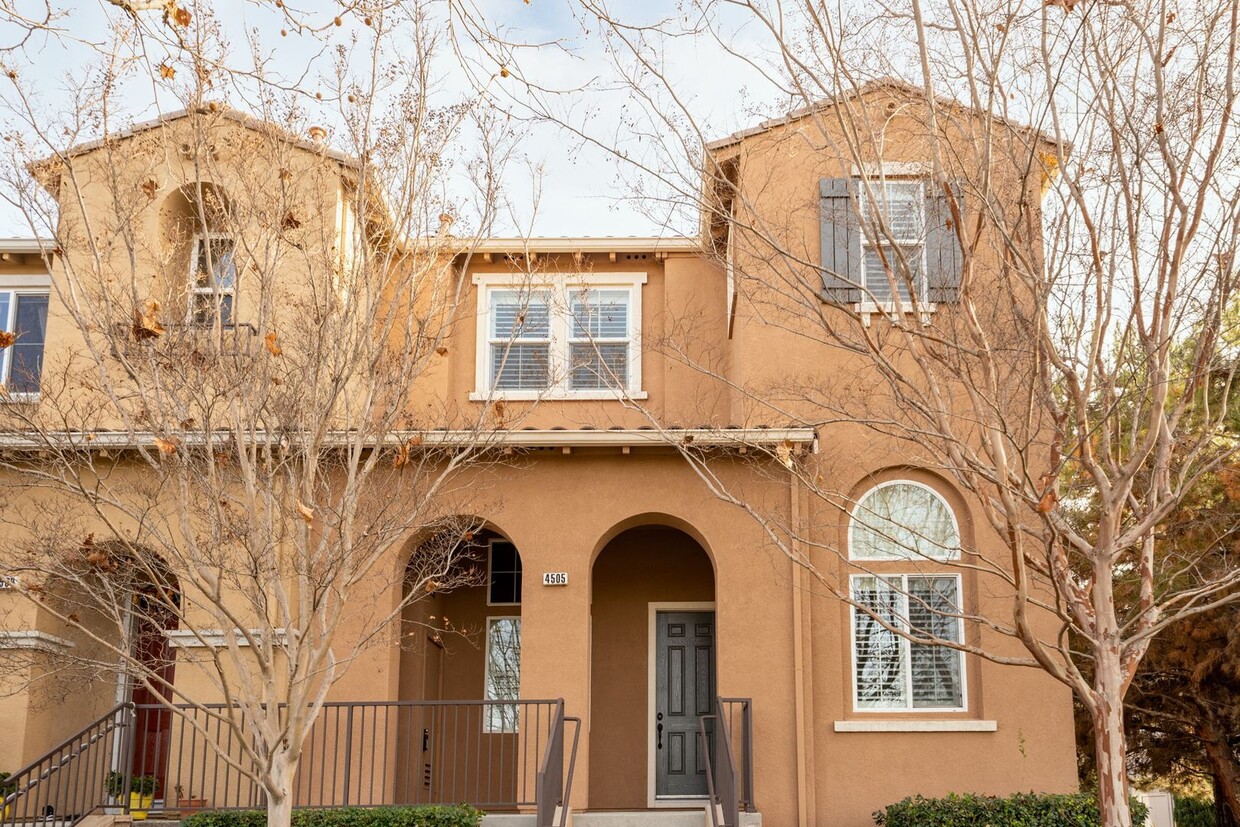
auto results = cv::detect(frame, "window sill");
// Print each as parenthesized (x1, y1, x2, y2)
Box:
(834, 720, 995, 733)
(469, 390, 648, 402)
(0, 392, 40, 404)
(854, 301, 936, 327)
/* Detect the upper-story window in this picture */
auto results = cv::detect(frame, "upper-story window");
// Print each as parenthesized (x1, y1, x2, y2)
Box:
(472, 273, 646, 400)
(820, 171, 963, 311)
(858, 180, 924, 302)
(190, 235, 237, 326)
(849, 481, 960, 561)
(0, 289, 49, 395)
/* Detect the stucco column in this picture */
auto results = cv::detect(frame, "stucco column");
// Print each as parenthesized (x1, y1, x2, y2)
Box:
(511, 520, 593, 814)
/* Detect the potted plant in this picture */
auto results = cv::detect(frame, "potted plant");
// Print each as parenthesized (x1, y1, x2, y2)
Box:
(128, 775, 157, 820)
(103, 771, 127, 815)
(175, 784, 208, 812)
(1, 772, 15, 821)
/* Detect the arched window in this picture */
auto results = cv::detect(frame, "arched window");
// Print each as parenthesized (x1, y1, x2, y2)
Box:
(849, 481, 960, 561)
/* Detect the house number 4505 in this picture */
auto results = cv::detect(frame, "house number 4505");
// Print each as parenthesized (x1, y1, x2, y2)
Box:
(542, 572, 569, 586)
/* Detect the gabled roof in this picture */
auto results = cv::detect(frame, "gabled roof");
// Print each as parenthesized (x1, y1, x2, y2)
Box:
(706, 77, 1059, 151)
(53, 104, 358, 167)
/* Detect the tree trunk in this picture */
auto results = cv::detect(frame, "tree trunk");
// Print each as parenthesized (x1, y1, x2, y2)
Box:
(1203, 726, 1240, 827)
(1092, 657, 1133, 827)
(1213, 774, 1240, 827)
(265, 751, 297, 827)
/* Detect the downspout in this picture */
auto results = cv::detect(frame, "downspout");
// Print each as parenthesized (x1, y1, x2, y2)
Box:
(791, 470, 815, 827)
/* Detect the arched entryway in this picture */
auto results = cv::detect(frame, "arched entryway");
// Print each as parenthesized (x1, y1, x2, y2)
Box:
(395, 521, 525, 807)
(589, 521, 716, 810)
(96, 543, 180, 805)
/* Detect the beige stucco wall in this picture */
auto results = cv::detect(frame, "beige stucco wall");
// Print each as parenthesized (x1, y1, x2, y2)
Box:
(0, 93, 1080, 827)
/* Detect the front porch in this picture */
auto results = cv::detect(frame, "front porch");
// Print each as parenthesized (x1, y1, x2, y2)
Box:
(0, 696, 754, 827)
(4, 509, 776, 827)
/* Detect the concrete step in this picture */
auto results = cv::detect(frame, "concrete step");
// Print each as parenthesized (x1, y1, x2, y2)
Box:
(481, 816, 536, 827)
(573, 811, 708, 827)
(570, 810, 762, 827)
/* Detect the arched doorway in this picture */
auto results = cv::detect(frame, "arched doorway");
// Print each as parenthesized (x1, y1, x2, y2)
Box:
(95, 543, 180, 805)
(395, 523, 525, 807)
(589, 523, 715, 810)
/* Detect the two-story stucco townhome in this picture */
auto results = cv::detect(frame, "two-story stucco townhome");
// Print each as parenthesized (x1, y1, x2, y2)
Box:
(0, 82, 1078, 827)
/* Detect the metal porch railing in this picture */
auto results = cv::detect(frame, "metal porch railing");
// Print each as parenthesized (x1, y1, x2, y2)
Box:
(0, 702, 133, 827)
(2, 699, 580, 827)
(699, 697, 755, 827)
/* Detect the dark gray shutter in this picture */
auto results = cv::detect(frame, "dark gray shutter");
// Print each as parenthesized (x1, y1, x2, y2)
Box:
(819, 178, 861, 303)
(925, 180, 965, 303)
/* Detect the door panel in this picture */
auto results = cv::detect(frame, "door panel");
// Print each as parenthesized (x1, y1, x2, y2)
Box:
(655, 610, 715, 798)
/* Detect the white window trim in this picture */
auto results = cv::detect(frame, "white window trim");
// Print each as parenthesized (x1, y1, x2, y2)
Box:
(849, 572, 968, 714)
(471, 272, 647, 401)
(482, 615, 521, 734)
(486, 537, 521, 607)
(855, 178, 929, 318)
(0, 286, 50, 402)
(848, 479, 961, 562)
(833, 719, 995, 733)
(188, 233, 237, 324)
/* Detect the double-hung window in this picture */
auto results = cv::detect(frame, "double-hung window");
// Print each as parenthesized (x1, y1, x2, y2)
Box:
(851, 574, 965, 711)
(569, 288, 630, 390)
(489, 290, 551, 390)
(858, 180, 924, 304)
(189, 235, 237, 326)
(0, 289, 49, 395)
(475, 274, 644, 399)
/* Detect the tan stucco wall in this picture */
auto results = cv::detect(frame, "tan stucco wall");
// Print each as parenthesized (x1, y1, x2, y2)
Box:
(0, 96, 1080, 827)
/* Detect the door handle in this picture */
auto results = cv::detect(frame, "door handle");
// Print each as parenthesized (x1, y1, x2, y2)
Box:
(656, 722, 663, 749)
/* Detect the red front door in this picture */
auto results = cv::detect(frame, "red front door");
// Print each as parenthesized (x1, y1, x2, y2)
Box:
(130, 594, 177, 801)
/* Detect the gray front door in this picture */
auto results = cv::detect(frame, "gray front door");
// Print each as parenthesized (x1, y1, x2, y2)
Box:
(655, 610, 716, 798)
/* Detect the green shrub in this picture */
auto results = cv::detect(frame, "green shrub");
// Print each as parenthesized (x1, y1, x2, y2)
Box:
(874, 791, 1149, 827)
(182, 804, 483, 827)
(0, 771, 15, 797)
(131, 775, 159, 796)
(104, 772, 127, 799)
(1174, 795, 1216, 827)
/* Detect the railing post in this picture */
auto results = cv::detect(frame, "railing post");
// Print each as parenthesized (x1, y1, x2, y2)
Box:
(535, 700, 565, 827)
(121, 704, 137, 816)
(742, 700, 755, 812)
(342, 705, 355, 808)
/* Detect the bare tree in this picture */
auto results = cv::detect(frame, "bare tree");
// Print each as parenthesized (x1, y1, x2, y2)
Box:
(457, 1, 1240, 824)
(0, 4, 529, 826)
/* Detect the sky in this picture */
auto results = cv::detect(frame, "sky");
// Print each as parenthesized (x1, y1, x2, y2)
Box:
(0, 0, 788, 238)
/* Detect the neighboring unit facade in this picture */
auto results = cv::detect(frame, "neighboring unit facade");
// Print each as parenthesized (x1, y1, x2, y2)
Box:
(0, 87, 1077, 827)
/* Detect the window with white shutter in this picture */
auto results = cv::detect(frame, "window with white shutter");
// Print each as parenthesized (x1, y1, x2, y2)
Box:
(569, 288, 630, 390)
(851, 574, 965, 711)
(489, 290, 551, 390)
(474, 274, 645, 399)
(858, 180, 924, 303)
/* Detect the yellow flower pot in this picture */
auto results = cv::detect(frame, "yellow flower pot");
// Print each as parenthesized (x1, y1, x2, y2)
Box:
(129, 792, 154, 820)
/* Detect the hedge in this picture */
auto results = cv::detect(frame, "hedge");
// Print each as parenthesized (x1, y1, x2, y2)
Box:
(181, 805, 483, 827)
(874, 792, 1149, 827)
(1174, 796, 1216, 827)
